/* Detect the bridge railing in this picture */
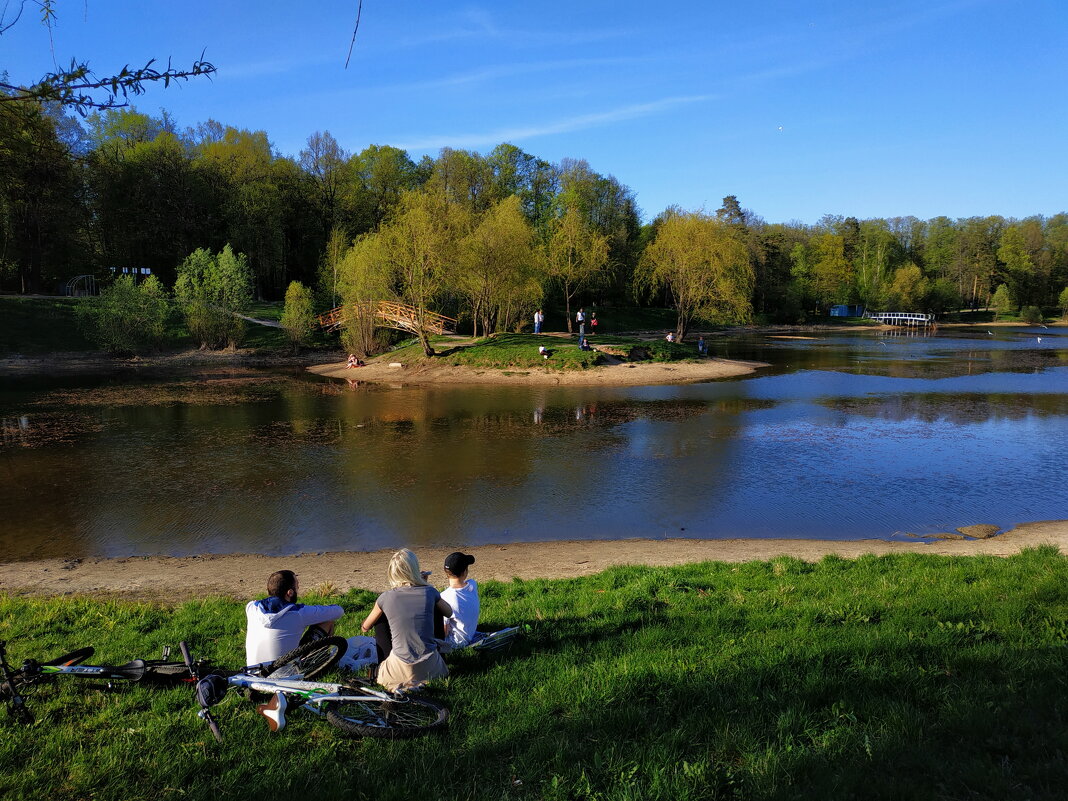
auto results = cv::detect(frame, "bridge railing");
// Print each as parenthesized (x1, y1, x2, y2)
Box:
(317, 301, 457, 335)
(864, 311, 935, 325)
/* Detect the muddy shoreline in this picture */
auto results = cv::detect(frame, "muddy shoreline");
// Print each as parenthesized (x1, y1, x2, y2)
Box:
(2, 521, 1064, 602)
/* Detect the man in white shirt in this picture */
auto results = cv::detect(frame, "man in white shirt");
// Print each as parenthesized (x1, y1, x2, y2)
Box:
(439, 552, 480, 649)
(245, 570, 345, 667)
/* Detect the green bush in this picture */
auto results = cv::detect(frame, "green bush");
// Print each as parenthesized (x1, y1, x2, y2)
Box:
(280, 281, 316, 349)
(1020, 305, 1044, 324)
(174, 245, 252, 349)
(77, 275, 171, 355)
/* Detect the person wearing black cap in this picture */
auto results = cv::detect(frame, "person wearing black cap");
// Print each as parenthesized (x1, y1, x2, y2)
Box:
(440, 552, 479, 649)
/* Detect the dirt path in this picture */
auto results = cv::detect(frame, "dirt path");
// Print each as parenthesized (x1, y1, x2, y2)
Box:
(2, 521, 1064, 603)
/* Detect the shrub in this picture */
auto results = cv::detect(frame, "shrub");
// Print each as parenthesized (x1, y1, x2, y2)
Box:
(174, 245, 252, 349)
(280, 281, 316, 349)
(78, 275, 170, 355)
(1020, 305, 1044, 325)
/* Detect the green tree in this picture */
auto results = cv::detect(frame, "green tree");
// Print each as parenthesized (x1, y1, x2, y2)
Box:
(998, 224, 1038, 307)
(193, 124, 286, 297)
(342, 189, 467, 357)
(174, 244, 252, 349)
(638, 210, 753, 340)
(924, 278, 961, 316)
(457, 195, 540, 336)
(0, 100, 86, 292)
(348, 144, 421, 234)
(543, 207, 608, 332)
(887, 263, 928, 310)
(811, 232, 853, 309)
(280, 280, 316, 350)
(79, 274, 170, 354)
(1058, 286, 1068, 320)
(991, 283, 1015, 320)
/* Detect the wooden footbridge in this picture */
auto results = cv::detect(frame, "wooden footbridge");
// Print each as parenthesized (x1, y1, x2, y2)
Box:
(865, 311, 935, 327)
(317, 300, 457, 335)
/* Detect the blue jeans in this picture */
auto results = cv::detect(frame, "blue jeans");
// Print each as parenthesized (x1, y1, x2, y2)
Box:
(534, 321, 542, 333)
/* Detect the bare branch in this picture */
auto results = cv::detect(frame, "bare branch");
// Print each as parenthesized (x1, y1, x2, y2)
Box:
(344, 0, 363, 69)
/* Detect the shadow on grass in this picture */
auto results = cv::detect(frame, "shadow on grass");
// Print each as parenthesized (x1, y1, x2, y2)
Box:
(431, 620, 1068, 800)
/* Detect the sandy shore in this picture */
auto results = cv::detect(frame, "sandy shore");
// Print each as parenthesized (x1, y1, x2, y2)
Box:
(2, 521, 1065, 602)
(310, 356, 768, 387)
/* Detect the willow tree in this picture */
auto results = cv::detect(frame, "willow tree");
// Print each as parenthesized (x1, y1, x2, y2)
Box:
(340, 189, 467, 357)
(457, 195, 540, 336)
(544, 207, 608, 332)
(638, 211, 753, 340)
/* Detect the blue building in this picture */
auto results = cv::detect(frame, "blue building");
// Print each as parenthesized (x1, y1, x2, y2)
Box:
(830, 304, 865, 317)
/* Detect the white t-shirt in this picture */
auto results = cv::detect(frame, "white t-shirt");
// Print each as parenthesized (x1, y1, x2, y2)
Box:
(439, 579, 480, 647)
(244, 599, 344, 667)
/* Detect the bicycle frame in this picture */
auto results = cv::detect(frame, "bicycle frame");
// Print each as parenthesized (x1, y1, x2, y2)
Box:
(232, 673, 392, 709)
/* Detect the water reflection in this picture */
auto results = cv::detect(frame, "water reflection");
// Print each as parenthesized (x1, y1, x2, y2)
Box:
(1, 330, 1067, 560)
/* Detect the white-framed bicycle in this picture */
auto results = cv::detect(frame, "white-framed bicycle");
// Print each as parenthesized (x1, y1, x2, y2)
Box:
(179, 639, 448, 741)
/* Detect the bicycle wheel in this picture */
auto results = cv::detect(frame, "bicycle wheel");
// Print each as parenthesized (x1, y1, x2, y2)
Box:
(41, 647, 94, 668)
(324, 696, 447, 739)
(266, 637, 346, 680)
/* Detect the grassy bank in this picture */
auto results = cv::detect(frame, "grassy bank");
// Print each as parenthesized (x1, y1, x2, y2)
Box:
(387, 333, 706, 370)
(0, 296, 337, 356)
(2, 550, 1068, 800)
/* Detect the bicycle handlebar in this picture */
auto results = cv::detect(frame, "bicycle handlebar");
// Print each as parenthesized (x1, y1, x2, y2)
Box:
(178, 641, 224, 743)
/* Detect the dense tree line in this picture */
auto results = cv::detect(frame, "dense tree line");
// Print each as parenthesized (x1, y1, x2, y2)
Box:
(2, 100, 1067, 341)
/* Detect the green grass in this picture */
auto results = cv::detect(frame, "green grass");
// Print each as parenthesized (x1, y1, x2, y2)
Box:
(3, 549, 1068, 800)
(388, 333, 603, 370)
(0, 297, 95, 354)
(0, 296, 339, 356)
(385, 333, 707, 370)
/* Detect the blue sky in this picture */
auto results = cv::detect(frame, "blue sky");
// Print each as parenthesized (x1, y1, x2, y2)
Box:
(3, 0, 1066, 224)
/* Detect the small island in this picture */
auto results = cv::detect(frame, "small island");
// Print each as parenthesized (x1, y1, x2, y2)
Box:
(310, 332, 769, 386)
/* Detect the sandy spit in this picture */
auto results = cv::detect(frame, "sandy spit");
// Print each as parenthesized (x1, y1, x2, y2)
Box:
(2, 521, 1065, 603)
(310, 356, 768, 387)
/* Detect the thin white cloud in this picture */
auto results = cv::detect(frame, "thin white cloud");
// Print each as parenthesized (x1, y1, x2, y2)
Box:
(382, 56, 649, 93)
(392, 94, 716, 152)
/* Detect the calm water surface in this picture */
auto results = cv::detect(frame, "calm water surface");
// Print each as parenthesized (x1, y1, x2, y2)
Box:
(2, 327, 1067, 560)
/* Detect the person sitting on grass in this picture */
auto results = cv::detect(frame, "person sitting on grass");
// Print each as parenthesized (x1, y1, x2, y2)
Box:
(440, 552, 480, 649)
(245, 570, 345, 669)
(665, 332, 675, 343)
(539, 345, 550, 360)
(360, 549, 452, 692)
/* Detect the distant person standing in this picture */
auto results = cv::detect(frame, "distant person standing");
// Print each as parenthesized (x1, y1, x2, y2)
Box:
(577, 308, 586, 336)
(697, 336, 706, 356)
(534, 309, 544, 334)
(590, 312, 598, 335)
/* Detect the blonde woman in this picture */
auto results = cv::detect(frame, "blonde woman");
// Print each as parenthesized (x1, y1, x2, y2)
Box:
(360, 549, 452, 692)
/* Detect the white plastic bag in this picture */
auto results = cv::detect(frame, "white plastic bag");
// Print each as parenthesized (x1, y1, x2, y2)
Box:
(338, 635, 378, 672)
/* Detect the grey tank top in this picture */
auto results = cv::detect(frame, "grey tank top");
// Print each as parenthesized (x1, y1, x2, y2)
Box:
(377, 585, 440, 663)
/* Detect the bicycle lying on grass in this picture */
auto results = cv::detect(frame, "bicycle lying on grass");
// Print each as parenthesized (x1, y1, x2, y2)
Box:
(2, 636, 449, 740)
(180, 638, 449, 741)
(0, 639, 207, 724)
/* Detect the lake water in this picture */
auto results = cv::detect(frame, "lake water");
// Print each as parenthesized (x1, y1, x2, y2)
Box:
(2, 327, 1066, 561)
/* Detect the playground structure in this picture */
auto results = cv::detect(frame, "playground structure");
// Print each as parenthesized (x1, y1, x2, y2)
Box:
(864, 311, 936, 327)
(317, 301, 456, 335)
(64, 275, 97, 297)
